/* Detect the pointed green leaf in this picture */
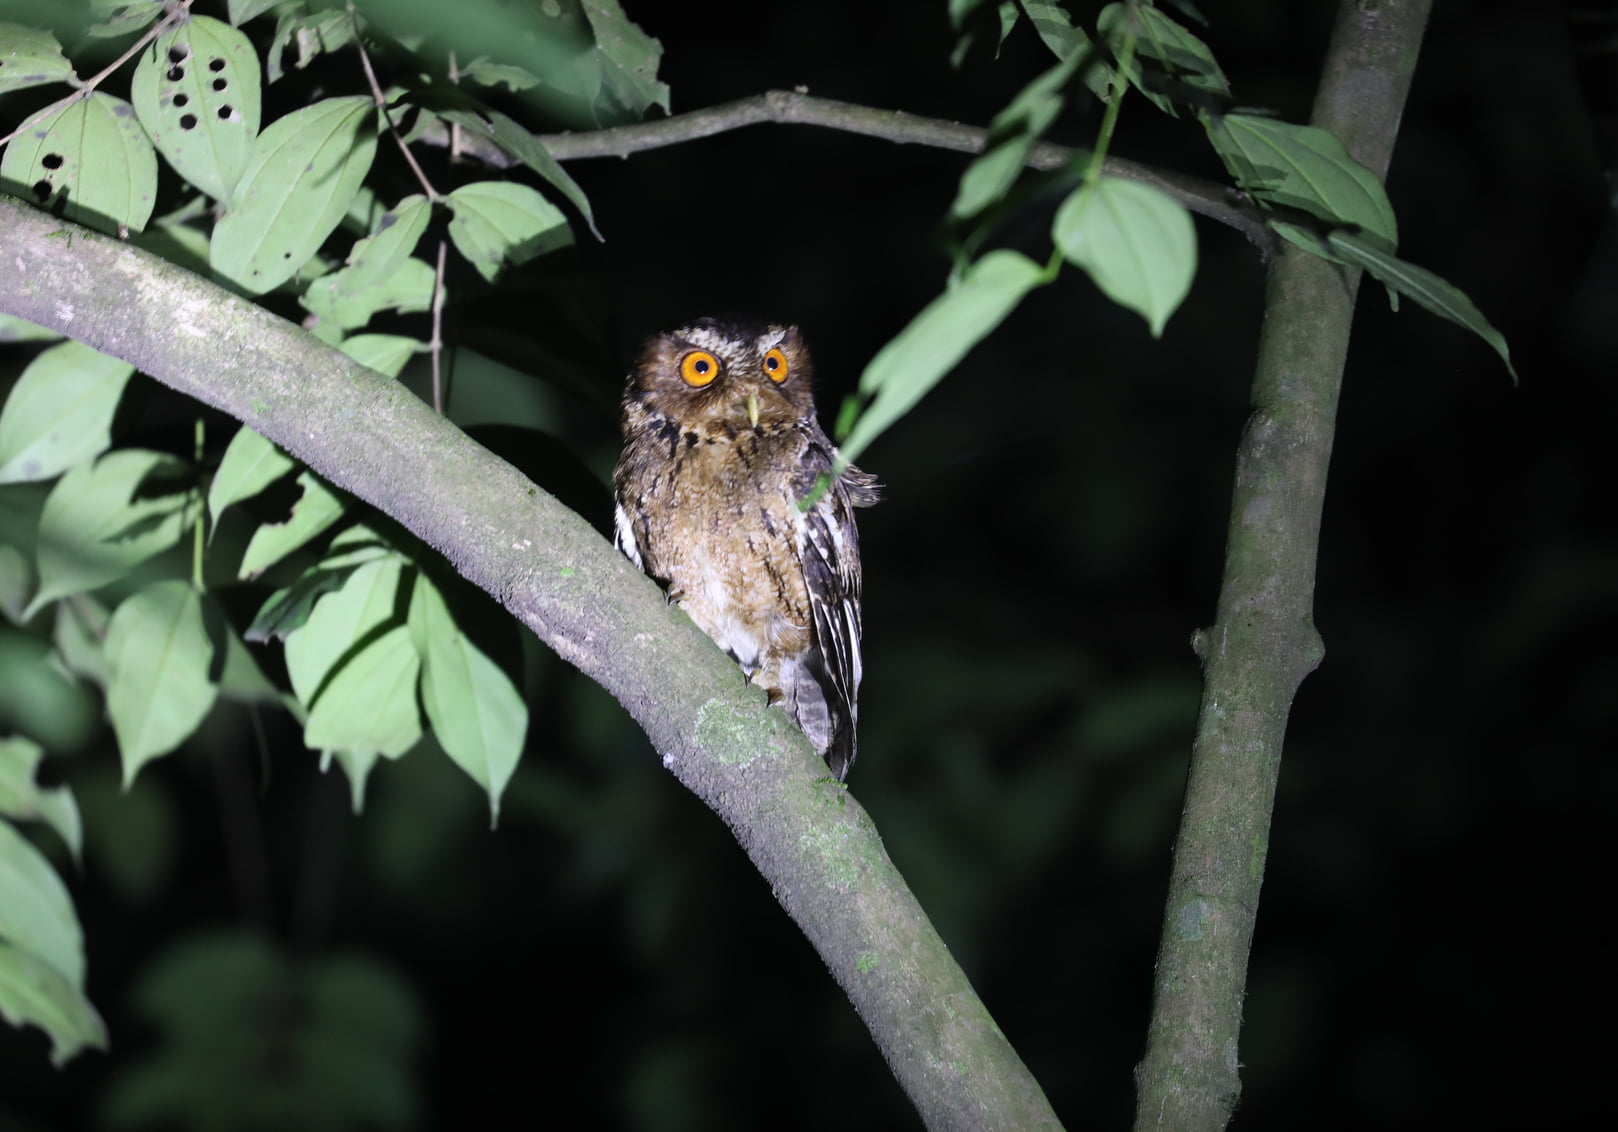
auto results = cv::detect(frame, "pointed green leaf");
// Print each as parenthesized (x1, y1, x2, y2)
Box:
(0, 92, 157, 234)
(1054, 176, 1196, 336)
(131, 14, 262, 201)
(841, 250, 1047, 466)
(0, 314, 62, 343)
(0, 736, 82, 864)
(0, 935, 106, 1067)
(0, 544, 28, 624)
(1207, 113, 1397, 249)
(1099, 1, 1229, 114)
(284, 557, 405, 708)
(303, 625, 421, 756)
(1016, 0, 1111, 96)
(28, 450, 198, 617)
(1324, 230, 1517, 381)
(951, 52, 1080, 221)
(339, 335, 418, 379)
(0, 23, 77, 93)
(105, 581, 220, 785)
(302, 256, 435, 330)
(228, 0, 284, 26)
(445, 180, 572, 283)
(0, 340, 134, 485)
(321, 747, 392, 812)
(581, 0, 670, 118)
(210, 96, 377, 294)
(247, 526, 395, 643)
(0, 820, 84, 986)
(431, 108, 600, 239)
(88, 0, 164, 38)
(207, 425, 295, 525)
(53, 593, 110, 687)
(408, 574, 525, 825)
(238, 470, 345, 579)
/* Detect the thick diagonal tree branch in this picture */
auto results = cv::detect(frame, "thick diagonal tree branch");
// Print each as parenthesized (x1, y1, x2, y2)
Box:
(1131, 2, 1433, 1129)
(0, 197, 1058, 1131)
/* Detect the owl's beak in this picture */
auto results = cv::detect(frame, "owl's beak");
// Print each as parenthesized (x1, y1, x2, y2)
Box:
(745, 392, 760, 428)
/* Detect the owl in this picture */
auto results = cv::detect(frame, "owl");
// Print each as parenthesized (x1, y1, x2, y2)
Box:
(612, 318, 879, 780)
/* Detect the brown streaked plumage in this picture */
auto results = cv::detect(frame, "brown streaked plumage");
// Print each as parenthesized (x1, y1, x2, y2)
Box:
(612, 318, 879, 780)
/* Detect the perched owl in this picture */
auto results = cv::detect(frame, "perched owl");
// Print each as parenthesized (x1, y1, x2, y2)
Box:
(613, 318, 879, 780)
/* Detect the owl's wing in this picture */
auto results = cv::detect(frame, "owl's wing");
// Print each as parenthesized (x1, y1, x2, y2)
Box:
(796, 451, 879, 781)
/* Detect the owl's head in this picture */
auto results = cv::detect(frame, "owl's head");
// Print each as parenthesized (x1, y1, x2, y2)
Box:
(625, 317, 819, 435)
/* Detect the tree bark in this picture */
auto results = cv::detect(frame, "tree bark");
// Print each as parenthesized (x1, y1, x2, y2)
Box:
(1131, 2, 1433, 1129)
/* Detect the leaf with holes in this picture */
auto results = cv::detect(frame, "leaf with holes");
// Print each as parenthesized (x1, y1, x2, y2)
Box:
(27, 450, 198, 617)
(105, 582, 221, 784)
(840, 250, 1047, 467)
(210, 96, 377, 294)
(0, 93, 157, 234)
(0, 340, 134, 484)
(1054, 176, 1196, 336)
(0, 23, 77, 93)
(409, 573, 526, 826)
(445, 181, 572, 283)
(131, 14, 261, 201)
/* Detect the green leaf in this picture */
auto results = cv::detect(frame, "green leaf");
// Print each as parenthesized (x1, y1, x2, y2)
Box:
(28, 450, 198, 617)
(0, 936, 106, 1067)
(284, 557, 406, 708)
(0, 820, 84, 986)
(207, 426, 295, 526)
(210, 96, 378, 294)
(0, 314, 62, 343)
(841, 250, 1047, 466)
(458, 57, 542, 92)
(227, 0, 283, 26)
(131, 14, 262, 201)
(105, 581, 220, 785)
(0, 340, 135, 484)
(1323, 230, 1518, 381)
(0, 92, 158, 234)
(339, 334, 418, 379)
(303, 624, 421, 756)
(951, 52, 1080, 221)
(580, 0, 670, 118)
(408, 574, 525, 825)
(302, 258, 435, 330)
(0, 22, 77, 93)
(431, 106, 601, 239)
(0, 544, 28, 624)
(53, 593, 110, 687)
(1207, 113, 1397, 250)
(246, 527, 394, 643)
(1098, 1, 1229, 114)
(445, 180, 572, 283)
(237, 471, 346, 579)
(87, 0, 164, 38)
(1053, 176, 1197, 336)
(265, 6, 356, 82)
(0, 736, 83, 864)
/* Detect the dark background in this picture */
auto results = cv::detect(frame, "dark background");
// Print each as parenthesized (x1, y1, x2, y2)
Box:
(2, 0, 1613, 1128)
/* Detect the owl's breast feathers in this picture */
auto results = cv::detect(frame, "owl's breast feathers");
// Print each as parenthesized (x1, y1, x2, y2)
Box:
(613, 408, 877, 780)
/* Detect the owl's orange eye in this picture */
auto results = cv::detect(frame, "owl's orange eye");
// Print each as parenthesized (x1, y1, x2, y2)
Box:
(680, 350, 720, 387)
(762, 347, 789, 383)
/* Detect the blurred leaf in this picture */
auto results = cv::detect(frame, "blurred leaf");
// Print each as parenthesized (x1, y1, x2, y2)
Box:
(1322, 229, 1517, 381)
(74, 768, 177, 901)
(131, 14, 262, 201)
(0, 22, 76, 93)
(227, 0, 283, 26)
(0, 543, 28, 623)
(1207, 113, 1398, 249)
(1098, 0, 1229, 114)
(265, 3, 356, 82)
(408, 572, 526, 825)
(0, 735, 82, 863)
(53, 592, 109, 686)
(445, 180, 572, 283)
(951, 51, 1080, 221)
(841, 250, 1047, 466)
(104, 581, 220, 785)
(207, 425, 296, 527)
(0, 819, 84, 985)
(1017, 0, 1111, 97)
(0, 629, 99, 751)
(1053, 176, 1197, 336)
(87, 0, 163, 38)
(0, 313, 62, 343)
(0, 92, 157, 234)
(211, 96, 377, 294)
(237, 470, 346, 579)
(27, 450, 198, 617)
(0, 341, 134, 485)
(0, 936, 106, 1067)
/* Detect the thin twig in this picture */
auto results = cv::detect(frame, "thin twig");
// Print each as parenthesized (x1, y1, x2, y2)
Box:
(534, 88, 1270, 247)
(430, 238, 447, 414)
(348, 1, 439, 200)
(0, 0, 196, 148)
